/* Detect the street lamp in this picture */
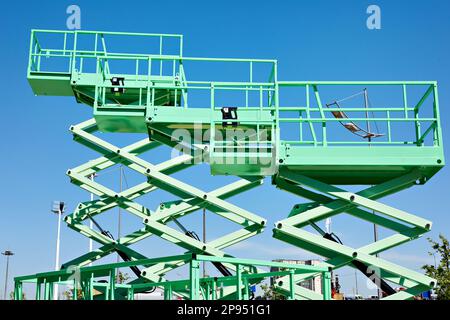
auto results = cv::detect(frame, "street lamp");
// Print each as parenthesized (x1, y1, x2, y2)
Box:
(2, 250, 14, 300)
(51, 201, 65, 300)
(89, 173, 97, 263)
(432, 252, 437, 268)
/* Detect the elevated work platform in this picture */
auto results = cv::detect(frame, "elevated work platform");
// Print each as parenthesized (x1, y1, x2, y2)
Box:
(21, 29, 445, 300)
(28, 30, 444, 183)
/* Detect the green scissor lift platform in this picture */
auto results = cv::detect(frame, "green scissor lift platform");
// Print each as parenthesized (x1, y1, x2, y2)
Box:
(16, 29, 444, 300)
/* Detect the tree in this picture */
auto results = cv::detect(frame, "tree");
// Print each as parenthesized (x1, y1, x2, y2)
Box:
(260, 283, 286, 300)
(422, 234, 450, 300)
(63, 288, 74, 300)
(62, 286, 83, 300)
(117, 271, 130, 284)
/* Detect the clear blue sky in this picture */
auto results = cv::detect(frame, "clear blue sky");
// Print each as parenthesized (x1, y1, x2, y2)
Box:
(1, 0, 450, 298)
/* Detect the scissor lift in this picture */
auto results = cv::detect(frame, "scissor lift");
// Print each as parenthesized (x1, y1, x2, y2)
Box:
(16, 29, 444, 300)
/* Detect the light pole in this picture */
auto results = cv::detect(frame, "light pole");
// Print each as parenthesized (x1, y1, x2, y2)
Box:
(202, 208, 206, 278)
(51, 201, 65, 300)
(432, 253, 437, 268)
(116, 166, 123, 282)
(2, 250, 14, 300)
(364, 88, 382, 299)
(89, 174, 96, 264)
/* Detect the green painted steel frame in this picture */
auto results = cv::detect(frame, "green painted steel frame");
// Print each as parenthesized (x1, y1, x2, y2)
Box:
(22, 29, 445, 300)
(52, 117, 271, 299)
(272, 168, 436, 300)
(27, 30, 444, 164)
(27, 30, 443, 151)
(15, 254, 331, 300)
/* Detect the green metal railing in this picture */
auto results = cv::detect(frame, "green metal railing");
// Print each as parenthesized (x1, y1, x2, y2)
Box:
(15, 254, 331, 300)
(92, 56, 276, 110)
(28, 30, 443, 149)
(29, 30, 277, 112)
(278, 81, 442, 147)
(94, 81, 276, 109)
(28, 29, 183, 75)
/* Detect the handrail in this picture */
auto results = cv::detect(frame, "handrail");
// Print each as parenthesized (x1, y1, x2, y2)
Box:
(28, 29, 185, 75)
(31, 28, 183, 39)
(279, 81, 438, 86)
(29, 30, 275, 72)
(278, 82, 441, 147)
(28, 30, 442, 149)
(14, 253, 333, 301)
